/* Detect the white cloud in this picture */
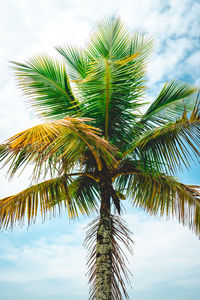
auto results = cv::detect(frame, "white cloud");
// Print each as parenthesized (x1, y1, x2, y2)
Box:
(0, 220, 89, 297)
(0, 238, 86, 283)
(125, 213, 200, 291)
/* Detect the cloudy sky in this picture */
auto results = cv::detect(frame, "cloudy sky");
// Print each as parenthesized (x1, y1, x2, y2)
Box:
(0, 0, 200, 299)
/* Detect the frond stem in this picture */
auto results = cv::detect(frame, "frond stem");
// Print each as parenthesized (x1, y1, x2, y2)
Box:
(105, 58, 111, 140)
(67, 172, 99, 182)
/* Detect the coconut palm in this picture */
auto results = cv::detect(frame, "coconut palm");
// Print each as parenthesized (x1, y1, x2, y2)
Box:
(0, 17, 200, 300)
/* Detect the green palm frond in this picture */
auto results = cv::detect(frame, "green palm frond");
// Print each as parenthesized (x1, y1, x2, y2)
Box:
(56, 17, 153, 147)
(129, 31, 153, 64)
(141, 80, 197, 127)
(0, 116, 116, 179)
(70, 175, 100, 211)
(85, 16, 153, 61)
(79, 54, 144, 143)
(86, 16, 130, 60)
(56, 45, 87, 80)
(12, 55, 79, 120)
(130, 100, 200, 173)
(113, 158, 158, 196)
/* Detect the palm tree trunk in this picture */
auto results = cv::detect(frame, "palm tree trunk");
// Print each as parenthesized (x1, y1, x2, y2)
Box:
(96, 172, 112, 300)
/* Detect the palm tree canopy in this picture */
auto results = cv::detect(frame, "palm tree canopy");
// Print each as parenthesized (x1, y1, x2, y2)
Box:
(1, 16, 200, 237)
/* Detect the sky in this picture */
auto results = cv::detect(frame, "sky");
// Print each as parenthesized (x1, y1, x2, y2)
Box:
(0, 0, 200, 299)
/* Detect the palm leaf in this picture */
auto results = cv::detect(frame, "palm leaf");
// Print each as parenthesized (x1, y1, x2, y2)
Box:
(128, 172, 200, 236)
(113, 163, 200, 236)
(74, 18, 152, 145)
(85, 16, 130, 60)
(141, 80, 197, 127)
(12, 55, 79, 119)
(0, 175, 99, 230)
(129, 100, 200, 173)
(0, 117, 116, 179)
(56, 45, 88, 80)
(56, 17, 153, 147)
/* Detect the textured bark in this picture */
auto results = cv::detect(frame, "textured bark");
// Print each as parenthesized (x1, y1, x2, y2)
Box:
(96, 170, 112, 300)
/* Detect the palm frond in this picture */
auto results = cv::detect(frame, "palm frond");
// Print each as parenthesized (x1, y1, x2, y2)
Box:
(129, 31, 153, 64)
(86, 16, 130, 60)
(84, 214, 133, 300)
(129, 100, 200, 173)
(56, 17, 153, 147)
(0, 117, 116, 179)
(0, 174, 100, 230)
(71, 18, 152, 146)
(141, 80, 197, 127)
(12, 55, 79, 120)
(56, 45, 87, 80)
(133, 174, 200, 236)
(70, 175, 100, 213)
(115, 168, 200, 236)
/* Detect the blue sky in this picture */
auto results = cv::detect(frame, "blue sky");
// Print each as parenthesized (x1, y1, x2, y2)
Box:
(0, 0, 200, 299)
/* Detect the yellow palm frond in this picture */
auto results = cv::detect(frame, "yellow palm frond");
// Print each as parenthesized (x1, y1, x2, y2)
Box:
(0, 116, 116, 179)
(0, 175, 98, 230)
(127, 172, 200, 235)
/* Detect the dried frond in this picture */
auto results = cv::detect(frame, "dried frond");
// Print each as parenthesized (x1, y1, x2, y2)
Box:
(126, 172, 200, 236)
(0, 116, 116, 179)
(84, 214, 133, 300)
(0, 175, 98, 230)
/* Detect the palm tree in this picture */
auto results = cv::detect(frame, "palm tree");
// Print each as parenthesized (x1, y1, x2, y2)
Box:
(0, 17, 200, 300)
